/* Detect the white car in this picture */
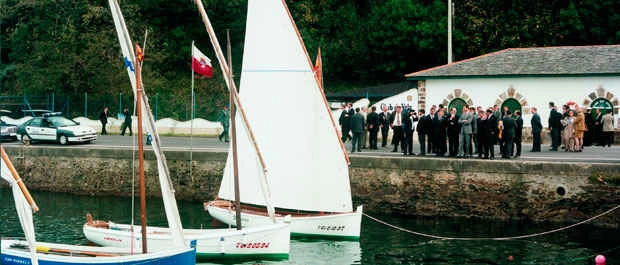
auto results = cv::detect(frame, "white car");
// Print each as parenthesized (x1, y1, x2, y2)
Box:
(17, 114, 97, 145)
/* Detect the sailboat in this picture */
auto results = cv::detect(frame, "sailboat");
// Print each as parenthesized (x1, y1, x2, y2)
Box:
(203, 0, 363, 240)
(0, 145, 196, 265)
(83, 0, 290, 260)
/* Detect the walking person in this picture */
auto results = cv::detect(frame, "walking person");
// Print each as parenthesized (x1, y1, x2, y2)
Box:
(217, 104, 230, 142)
(367, 106, 380, 149)
(416, 109, 427, 156)
(379, 105, 391, 148)
(501, 110, 516, 159)
(120, 107, 132, 136)
(99, 107, 109, 135)
(602, 112, 615, 147)
(389, 106, 404, 152)
(530, 107, 542, 152)
(350, 108, 365, 153)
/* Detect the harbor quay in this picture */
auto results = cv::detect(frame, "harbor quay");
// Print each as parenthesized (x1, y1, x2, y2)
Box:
(2, 145, 619, 228)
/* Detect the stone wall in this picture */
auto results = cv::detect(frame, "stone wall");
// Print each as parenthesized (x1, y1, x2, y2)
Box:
(3, 146, 619, 228)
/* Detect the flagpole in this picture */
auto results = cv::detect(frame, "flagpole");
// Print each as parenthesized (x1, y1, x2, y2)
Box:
(190, 40, 194, 182)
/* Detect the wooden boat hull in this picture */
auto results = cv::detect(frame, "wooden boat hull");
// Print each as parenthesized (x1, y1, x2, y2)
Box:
(82, 222, 290, 261)
(206, 200, 362, 240)
(0, 239, 195, 265)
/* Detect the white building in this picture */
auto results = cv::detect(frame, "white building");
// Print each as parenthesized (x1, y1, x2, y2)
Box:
(405, 45, 619, 128)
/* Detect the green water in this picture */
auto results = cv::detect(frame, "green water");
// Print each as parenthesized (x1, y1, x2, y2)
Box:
(1, 188, 618, 265)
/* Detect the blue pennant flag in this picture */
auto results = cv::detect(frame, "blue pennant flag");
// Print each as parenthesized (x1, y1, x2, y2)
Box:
(124, 56, 135, 72)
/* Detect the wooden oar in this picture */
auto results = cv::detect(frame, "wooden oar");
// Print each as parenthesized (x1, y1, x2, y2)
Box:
(35, 245, 120, 257)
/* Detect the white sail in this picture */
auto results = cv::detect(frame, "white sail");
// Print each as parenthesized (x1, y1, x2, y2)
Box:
(108, 0, 185, 248)
(218, 0, 352, 213)
(1, 152, 39, 265)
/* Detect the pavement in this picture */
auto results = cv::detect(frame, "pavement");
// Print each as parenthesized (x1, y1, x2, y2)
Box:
(1, 134, 618, 164)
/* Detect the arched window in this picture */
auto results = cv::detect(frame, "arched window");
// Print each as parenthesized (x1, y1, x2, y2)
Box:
(448, 98, 467, 116)
(501, 98, 522, 117)
(590, 98, 613, 118)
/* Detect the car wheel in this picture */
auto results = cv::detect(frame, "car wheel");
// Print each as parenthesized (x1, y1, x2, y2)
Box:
(59, 135, 69, 145)
(21, 134, 31, 144)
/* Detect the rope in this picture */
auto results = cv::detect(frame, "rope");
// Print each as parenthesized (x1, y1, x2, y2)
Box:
(363, 204, 620, 241)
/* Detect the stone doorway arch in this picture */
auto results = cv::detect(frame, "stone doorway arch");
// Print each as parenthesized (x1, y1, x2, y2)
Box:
(495, 86, 529, 114)
(582, 86, 619, 115)
(441, 89, 473, 115)
(448, 98, 468, 116)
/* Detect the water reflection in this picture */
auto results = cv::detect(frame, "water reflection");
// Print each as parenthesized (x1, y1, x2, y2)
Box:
(1, 188, 618, 265)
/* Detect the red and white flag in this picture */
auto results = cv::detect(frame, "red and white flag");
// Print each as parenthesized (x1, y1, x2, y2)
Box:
(192, 44, 213, 78)
(314, 47, 323, 89)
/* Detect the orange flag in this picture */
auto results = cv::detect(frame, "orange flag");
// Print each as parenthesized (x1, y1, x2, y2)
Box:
(314, 47, 323, 89)
(136, 44, 144, 62)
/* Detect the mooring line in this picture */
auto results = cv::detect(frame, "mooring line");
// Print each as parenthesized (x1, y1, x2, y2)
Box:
(363, 204, 620, 241)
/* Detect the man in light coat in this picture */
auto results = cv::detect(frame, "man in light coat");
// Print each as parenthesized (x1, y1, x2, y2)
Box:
(602, 112, 615, 147)
(457, 106, 473, 158)
(350, 108, 365, 153)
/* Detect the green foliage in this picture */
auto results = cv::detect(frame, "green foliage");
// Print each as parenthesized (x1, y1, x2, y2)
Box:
(0, 0, 618, 119)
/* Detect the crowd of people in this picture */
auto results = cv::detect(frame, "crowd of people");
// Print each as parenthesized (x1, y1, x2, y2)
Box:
(338, 101, 616, 159)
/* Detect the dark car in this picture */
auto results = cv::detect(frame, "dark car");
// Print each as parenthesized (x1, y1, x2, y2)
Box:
(17, 113, 97, 145)
(0, 118, 18, 142)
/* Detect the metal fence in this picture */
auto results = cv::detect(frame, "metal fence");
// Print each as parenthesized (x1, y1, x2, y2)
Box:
(0, 92, 221, 121)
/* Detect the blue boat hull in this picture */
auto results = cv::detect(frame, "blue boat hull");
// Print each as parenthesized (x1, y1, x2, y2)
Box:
(1, 240, 195, 265)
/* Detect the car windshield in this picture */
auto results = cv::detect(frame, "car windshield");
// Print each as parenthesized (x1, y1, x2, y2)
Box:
(47, 116, 78, 127)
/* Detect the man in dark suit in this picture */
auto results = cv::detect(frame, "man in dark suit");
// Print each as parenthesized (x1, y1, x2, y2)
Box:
(502, 110, 516, 159)
(389, 106, 404, 152)
(530, 107, 542, 152)
(593, 108, 603, 146)
(350, 108, 365, 153)
(486, 108, 498, 159)
(338, 103, 353, 143)
(432, 108, 447, 156)
(584, 107, 594, 146)
(513, 110, 523, 158)
(403, 109, 417, 155)
(416, 109, 427, 155)
(99, 107, 109, 135)
(426, 106, 436, 154)
(378, 105, 391, 147)
(548, 102, 562, 151)
(366, 106, 380, 149)
(477, 110, 489, 158)
(446, 107, 460, 157)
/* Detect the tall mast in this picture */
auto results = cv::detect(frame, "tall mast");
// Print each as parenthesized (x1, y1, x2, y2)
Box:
(135, 43, 148, 254)
(227, 30, 242, 229)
